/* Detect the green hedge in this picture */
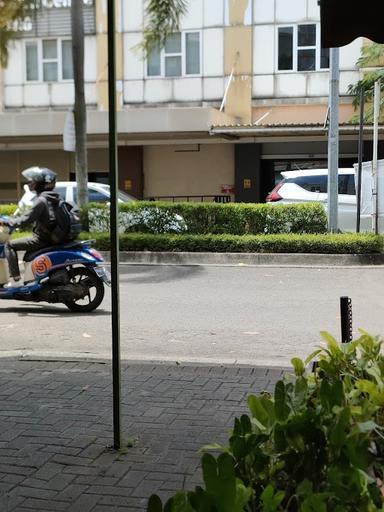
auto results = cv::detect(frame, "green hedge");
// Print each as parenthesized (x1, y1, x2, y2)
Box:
(4, 201, 327, 235)
(81, 201, 327, 235)
(79, 232, 384, 254)
(0, 204, 17, 216)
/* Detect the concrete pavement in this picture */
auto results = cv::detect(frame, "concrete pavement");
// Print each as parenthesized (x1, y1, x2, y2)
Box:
(2, 264, 384, 367)
(0, 357, 283, 511)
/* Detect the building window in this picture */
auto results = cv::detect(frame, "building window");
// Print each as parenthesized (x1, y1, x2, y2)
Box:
(25, 39, 73, 82)
(147, 31, 201, 77)
(277, 24, 329, 72)
(165, 33, 182, 77)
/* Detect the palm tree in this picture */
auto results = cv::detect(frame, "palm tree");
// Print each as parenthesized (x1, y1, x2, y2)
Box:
(0, 0, 35, 67)
(143, 0, 188, 54)
(348, 43, 384, 122)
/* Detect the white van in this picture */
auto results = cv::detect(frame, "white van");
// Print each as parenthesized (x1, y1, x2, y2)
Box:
(266, 168, 357, 231)
(266, 163, 384, 232)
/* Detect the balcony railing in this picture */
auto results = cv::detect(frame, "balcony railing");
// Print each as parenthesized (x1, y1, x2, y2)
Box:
(145, 195, 232, 203)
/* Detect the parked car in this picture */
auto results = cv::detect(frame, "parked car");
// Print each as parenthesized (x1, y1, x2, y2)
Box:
(16, 181, 136, 214)
(265, 168, 357, 231)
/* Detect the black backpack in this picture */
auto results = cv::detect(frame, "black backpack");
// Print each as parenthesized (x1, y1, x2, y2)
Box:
(45, 198, 82, 243)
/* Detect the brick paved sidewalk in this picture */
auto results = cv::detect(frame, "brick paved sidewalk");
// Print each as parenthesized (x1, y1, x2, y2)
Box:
(0, 359, 283, 511)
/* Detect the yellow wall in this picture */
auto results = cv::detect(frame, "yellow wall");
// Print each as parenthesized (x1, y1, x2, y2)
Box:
(95, 0, 123, 111)
(143, 144, 234, 198)
(228, 0, 250, 24)
(223, 0, 252, 123)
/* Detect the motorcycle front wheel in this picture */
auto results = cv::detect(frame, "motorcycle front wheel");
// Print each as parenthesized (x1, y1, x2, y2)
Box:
(64, 267, 105, 313)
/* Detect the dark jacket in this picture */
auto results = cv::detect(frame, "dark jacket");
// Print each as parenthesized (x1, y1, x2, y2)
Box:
(10, 191, 62, 242)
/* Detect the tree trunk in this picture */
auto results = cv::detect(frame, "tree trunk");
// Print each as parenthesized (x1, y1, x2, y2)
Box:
(71, 0, 88, 207)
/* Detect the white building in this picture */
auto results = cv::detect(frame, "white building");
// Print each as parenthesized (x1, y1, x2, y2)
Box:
(0, 0, 380, 203)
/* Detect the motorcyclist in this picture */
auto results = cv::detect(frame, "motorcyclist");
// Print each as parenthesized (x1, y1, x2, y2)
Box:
(0, 167, 62, 288)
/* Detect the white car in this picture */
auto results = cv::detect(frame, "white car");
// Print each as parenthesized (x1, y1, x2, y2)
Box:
(266, 168, 358, 231)
(17, 181, 136, 213)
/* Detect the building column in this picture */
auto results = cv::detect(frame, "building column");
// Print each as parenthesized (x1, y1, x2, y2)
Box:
(234, 144, 261, 202)
(223, 0, 252, 124)
(95, 0, 123, 111)
(117, 146, 143, 199)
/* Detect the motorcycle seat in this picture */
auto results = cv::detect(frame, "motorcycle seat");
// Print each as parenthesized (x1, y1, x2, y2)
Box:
(23, 240, 93, 262)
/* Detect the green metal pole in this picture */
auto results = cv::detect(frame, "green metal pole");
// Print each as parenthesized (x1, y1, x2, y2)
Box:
(356, 88, 364, 233)
(107, 0, 121, 450)
(327, 47, 339, 233)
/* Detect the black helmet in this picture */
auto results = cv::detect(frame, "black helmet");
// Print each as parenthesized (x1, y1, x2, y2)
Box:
(22, 166, 57, 184)
(22, 166, 57, 194)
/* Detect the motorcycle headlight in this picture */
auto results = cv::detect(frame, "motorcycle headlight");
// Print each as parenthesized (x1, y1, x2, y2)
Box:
(88, 248, 103, 261)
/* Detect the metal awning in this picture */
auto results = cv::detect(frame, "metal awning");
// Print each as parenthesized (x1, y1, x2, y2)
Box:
(209, 123, 384, 139)
(320, 0, 384, 48)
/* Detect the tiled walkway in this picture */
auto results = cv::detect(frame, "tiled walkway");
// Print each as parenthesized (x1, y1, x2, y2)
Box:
(0, 359, 283, 511)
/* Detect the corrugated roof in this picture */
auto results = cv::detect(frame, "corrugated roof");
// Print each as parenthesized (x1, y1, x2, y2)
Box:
(211, 121, 374, 129)
(210, 103, 382, 133)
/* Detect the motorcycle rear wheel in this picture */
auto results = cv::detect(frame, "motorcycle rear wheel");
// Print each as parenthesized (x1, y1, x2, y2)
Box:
(64, 267, 105, 312)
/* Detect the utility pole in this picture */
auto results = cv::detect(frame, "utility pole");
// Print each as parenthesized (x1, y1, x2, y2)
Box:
(107, 0, 121, 450)
(327, 47, 339, 233)
(356, 88, 364, 232)
(372, 80, 380, 234)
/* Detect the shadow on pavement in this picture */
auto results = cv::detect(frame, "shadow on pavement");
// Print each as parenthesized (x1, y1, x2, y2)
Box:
(2, 304, 111, 317)
(119, 264, 204, 284)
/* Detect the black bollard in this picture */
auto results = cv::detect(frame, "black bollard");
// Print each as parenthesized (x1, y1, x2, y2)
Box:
(340, 296, 353, 343)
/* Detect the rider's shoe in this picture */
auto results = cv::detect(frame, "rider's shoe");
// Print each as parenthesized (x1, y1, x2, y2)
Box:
(3, 278, 24, 289)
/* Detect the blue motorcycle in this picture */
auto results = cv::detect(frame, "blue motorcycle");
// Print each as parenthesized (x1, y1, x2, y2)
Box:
(0, 217, 110, 312)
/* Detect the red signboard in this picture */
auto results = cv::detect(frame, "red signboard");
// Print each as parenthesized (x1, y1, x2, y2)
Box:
(221, 184, 235, 194)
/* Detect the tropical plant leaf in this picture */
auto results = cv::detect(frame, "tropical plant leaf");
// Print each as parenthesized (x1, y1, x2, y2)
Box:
(291, 357, 305, 376)
(304, 349, 322, 365)
(248, 395, 274, 430)
(166, 492, 194, 512)
(202, 453, 251, 512)
(320, 331, 342, 357)
(147, 494, 163, 512)
(274, 380, 290, 422)
(330, 407, 350, 449)
(320, 380, 343, 410)
(260, 484, 285, 512)
(356, 420, 377, 433)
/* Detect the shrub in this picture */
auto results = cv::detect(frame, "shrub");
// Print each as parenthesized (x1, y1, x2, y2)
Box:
(79, 232, 384, 254)
(147, 332, 384, 511)
(88, 205, 187, 234)
(0, 204, 17, 216)
(81, 202, 327, 235)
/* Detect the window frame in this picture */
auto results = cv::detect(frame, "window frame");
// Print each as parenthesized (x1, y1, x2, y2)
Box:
(164, 33, 182, 78)
(25, 41, 39, 82)
(146, 30, 202, 78)
(42, 39, 59, 82)
(276, 23, 329, 73)
(24, 38, 73, 83)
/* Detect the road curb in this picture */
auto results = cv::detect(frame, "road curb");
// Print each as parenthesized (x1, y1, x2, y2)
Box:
(14, 355, 289, 369)
(100, 251, 384, 267)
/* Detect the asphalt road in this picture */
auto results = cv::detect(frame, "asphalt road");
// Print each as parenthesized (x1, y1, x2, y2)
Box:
(0, 264, 383, 366)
